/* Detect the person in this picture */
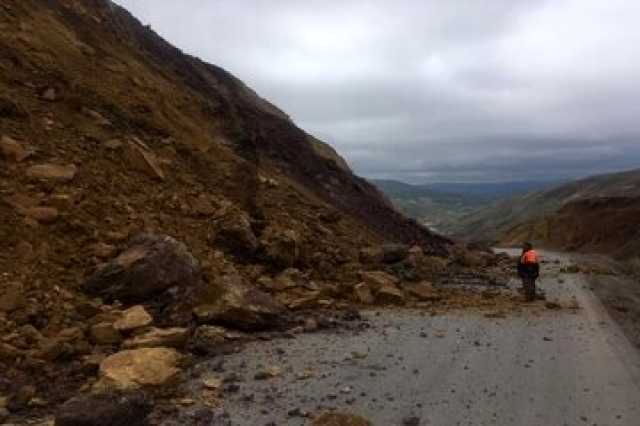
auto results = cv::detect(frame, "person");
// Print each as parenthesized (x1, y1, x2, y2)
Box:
(517, 242, 539, 301)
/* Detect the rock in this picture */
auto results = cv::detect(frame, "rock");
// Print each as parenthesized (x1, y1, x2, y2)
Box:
(360, 271, 399, 292)
(104, 139, 123, 150)
(0, 96, 27, 118)
(82, 107, 112, 126)
(405, 282, 440, 302)
(7, 385, 36, 413)
(210, 204, 258, 257)
(89, 243, 117, 259)
(189, 325, 227, 355)
(0, 283, 25, 312)
(375, 284, 406, 305)
(55, 391, 152, 426)
(122, 327, 188, 349)
(0, 135, 33, 162)
(26, 163, 77, 182)
(261, 227, 299, 269)
(0, 343, 22, 361)
(0, 407, 7, 422)
(84, 234, 202, 310)
(353, 283, 374, 305)
(24, 206, 59, 224)
(113, 306, 153, 332)
(90, 322, 122, 345)
(359, 246, 384, 264)
(193, 273, 285, 331)
(124, 138, 164, 180)
(312, 413, 372, 426)
(254, 366, 282, 380)
(40, 87, 58, 101)
(402, 416, 421, 426)
(96, 348, 183, 390)
(38, 338, 69, 361)
(382, 243, 409, 263)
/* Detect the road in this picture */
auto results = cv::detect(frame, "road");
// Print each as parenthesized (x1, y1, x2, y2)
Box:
(192, 250, 640, 425)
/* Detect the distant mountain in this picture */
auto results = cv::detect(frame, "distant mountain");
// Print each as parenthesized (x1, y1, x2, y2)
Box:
(453, 168, 640, 257)
(427, 181, 560, 201)
(371, 179, 557, 236)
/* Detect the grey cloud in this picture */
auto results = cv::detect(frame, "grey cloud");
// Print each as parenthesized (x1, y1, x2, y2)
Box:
(115, 0, 640, 182)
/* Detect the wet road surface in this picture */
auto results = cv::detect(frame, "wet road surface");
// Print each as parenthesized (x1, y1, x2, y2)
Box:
(192, 251, 640, 425)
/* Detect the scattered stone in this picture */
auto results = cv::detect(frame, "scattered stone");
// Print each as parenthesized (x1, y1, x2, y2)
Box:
(545, 301, 561, 310)
(90, 322, 122, 345)
(96, 348, 183, 390)
(360, 271, 399, 292)
(26, 163, 77, 182)
(402, 416, 421, 426)
(24, 206, 60, 224)
(312, 412, 372, 426)
(7, 385, 36, 413)
(189, 325, 227, 355)
(353, 283, 374, 305)
(375, 284, 406, 305)
(202, 376, 223, 390)
(89, 243, 117, 259)
(122, 327, 188, 349)
(0, 283, 25, 312)
(405, 282, 440, 302)
(113, 306, 153, 332)
(253, 366, 282, 381)
(55, 391, 152, 426)
(0, 135, 33, 162)
(104, 139, 123, 150)
(40, 87, 58, 102)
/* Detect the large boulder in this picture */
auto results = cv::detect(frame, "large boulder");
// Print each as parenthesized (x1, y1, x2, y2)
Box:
(95, 348, 183, 391)
(84, 234, 202, 321)
(210, 203, 258, 257)
(55, 391, 152, 426)
(193, 273, 286, 331)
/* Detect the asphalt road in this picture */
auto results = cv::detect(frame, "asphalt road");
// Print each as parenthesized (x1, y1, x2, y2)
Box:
(195, 250, 640, 425)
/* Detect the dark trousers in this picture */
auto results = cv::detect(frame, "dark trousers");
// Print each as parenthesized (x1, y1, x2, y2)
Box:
(522, 276, 536, 301)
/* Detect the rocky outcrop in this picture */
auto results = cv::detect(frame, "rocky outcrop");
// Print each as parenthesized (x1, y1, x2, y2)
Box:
(95, 348, 184, 391)
(193, 273, 285, 331)
(55, 391, 153, 426)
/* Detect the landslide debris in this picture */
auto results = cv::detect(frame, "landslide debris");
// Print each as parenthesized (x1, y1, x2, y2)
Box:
(0, 0, 518, 424)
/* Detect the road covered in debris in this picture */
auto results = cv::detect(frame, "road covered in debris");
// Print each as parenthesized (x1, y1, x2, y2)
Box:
(189, 250, 640, 425)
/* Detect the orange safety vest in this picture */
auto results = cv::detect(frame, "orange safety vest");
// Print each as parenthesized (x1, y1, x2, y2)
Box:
(521, 250, 539, 264)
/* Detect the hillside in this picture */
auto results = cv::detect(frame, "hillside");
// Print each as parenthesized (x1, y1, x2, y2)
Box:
(0, 0, 498, 417)
(454, 168, 640, 255)
(371, 179, 557, 236)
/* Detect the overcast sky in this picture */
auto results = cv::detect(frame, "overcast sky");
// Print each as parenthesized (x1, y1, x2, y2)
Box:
(115, 0, 640, 183)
